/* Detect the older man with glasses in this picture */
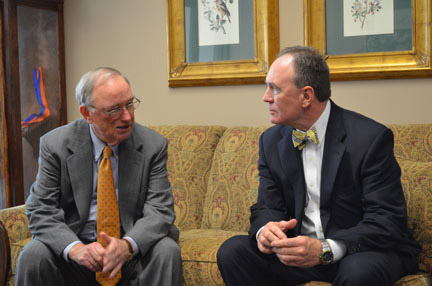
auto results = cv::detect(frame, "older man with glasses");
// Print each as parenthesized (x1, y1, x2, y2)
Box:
(15, 67, 181, 286)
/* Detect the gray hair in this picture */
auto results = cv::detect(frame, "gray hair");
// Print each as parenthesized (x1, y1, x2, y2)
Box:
(277, 46, 331, 102)
(75, 67, 131, 106)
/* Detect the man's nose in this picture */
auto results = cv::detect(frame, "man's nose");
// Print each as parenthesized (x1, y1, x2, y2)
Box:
(119, 106, 132, 120)
(263, 87, 273, 102)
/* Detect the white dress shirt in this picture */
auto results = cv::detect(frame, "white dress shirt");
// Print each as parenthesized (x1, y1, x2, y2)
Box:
(300, 101, 346, 261)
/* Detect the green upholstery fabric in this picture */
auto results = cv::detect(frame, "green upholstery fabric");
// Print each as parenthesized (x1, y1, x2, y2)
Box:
(1, 125, 431, 286)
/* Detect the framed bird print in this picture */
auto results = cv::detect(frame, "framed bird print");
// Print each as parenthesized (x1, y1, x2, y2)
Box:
(304, 0, 432, 80)
(167, 0, 279, 87)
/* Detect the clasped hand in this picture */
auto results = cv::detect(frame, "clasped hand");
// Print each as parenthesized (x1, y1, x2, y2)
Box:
(257, 219, 322, 268)
(69, 232, 131, 278)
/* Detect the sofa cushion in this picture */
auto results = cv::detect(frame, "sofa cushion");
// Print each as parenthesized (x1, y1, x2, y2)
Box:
(201, 127, 268, 231)
(179, 229, 246, 286)
(394, 273, 432, 286)
(389, 124, 432, 162)
(398, 159, 432, 273)
(150, 126, 226, 230)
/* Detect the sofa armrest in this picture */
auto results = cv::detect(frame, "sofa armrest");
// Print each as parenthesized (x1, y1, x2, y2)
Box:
(0, 205, 30, 245)
(0, 221, 10, 286)
(0, 205, 31, 284)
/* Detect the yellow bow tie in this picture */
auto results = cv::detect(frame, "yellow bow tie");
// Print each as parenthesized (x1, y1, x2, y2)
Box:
(292, 126, 319, 150)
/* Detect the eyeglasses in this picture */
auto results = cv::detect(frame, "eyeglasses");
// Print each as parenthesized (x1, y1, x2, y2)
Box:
(88, 97, 141, 117)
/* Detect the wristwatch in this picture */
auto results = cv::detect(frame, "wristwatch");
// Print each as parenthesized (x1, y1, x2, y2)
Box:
(319, 239, 334, 265)
(122, 238, 134, 261)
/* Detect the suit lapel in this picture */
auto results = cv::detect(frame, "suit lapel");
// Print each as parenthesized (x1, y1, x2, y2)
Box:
(320, 102, 346, 232)
(118, 130, 145, 231)
(67, 123, 93, 227)
(278, 126, 306, 234)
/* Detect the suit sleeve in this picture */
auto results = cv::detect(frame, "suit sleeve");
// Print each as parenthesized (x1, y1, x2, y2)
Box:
(125, 138, 176, 256)
(26, 136, 80, 256)
(249, 133, 290, 239)
(330, 128, 411, 254)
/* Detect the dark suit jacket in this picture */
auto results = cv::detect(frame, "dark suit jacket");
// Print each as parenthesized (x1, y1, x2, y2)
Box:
(25, 119, 177, 258)
(249, 101, 420, 266)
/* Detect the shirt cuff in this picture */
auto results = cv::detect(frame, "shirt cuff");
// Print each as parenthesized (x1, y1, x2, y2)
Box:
(123, 236, 139, 256)
(62, 240, 81, 262)
(256, 226, 265, 241)
(327, 239, 346, 262)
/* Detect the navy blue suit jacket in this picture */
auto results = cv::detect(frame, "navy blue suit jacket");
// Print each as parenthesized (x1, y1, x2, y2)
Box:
(249, 101, 420, 268)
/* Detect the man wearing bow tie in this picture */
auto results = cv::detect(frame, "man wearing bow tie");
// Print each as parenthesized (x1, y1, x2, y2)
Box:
(217, 46, 420, 285)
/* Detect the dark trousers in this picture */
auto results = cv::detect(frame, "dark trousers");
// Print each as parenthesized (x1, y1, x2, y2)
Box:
(217, 235, 415, 286)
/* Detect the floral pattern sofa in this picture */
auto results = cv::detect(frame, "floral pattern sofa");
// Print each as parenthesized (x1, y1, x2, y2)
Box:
(1, 125, 432, 286)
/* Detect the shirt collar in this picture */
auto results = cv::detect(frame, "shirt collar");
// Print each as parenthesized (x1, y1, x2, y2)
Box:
(295, 100, 331, 144)
(311, 100, 331, 144)
(89, 124, 119, 162)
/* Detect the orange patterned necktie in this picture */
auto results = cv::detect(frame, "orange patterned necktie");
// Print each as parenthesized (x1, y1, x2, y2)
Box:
(96, 146, 121, 285)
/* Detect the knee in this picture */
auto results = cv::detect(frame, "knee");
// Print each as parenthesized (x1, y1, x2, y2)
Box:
(152, 236, 181, 265)
(18, 239, 54, 267)
(335, 254, 391, 286)
(217, 235, 247, 267)
(16, 238, 58, 283)
(335, 269, 372, 286)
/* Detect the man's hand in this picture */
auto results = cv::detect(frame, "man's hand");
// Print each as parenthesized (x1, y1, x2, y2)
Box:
(69, 241, 105, 272)
(98, 232, 132, 279)
(257, 219, 297, 254)
(68, 232, 132, 277)
(271, 236, 322, 268)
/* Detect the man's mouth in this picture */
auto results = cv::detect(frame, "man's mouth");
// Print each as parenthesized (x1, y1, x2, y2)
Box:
(117, 125, 130, 130)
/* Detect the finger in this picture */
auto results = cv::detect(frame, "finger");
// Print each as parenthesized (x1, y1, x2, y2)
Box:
(271, 237, 295, 248)
(80, 250, 102, 272)
(265, 223, 287, 241)
(88, 242, 105, 266)
(99, 231, 112, 245)
(276, 253, 298, 266)
(257, 236, 273, 254)
(87, 256, 103, 272)
(271, 242, 295, 255)
(278, 219, 297, 232)
(102, 253, 119, 274)
(109, 263, 122, 279)
(258, 230, 272, 246)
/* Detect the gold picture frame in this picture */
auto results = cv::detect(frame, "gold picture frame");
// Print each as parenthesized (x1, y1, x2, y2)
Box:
(167, 0, 279, 87)
(304, 0, 432, 81)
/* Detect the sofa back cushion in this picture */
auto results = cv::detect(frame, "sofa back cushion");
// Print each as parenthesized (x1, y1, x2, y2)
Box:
(150, 126, 226, 230)
(388, 124, 432, 272)
(398, 159, 432, 273)
(201, 127, 268, 231)
(388, 124, 432, 162)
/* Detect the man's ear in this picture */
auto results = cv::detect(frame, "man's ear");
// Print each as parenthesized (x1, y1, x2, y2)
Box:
(80, 105, 93, 124)
(301, 86, 315, 108)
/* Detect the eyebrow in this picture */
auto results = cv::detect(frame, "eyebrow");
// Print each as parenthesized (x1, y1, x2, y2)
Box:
(266, 81, 281, 90)
(104, 96, 135, 110)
